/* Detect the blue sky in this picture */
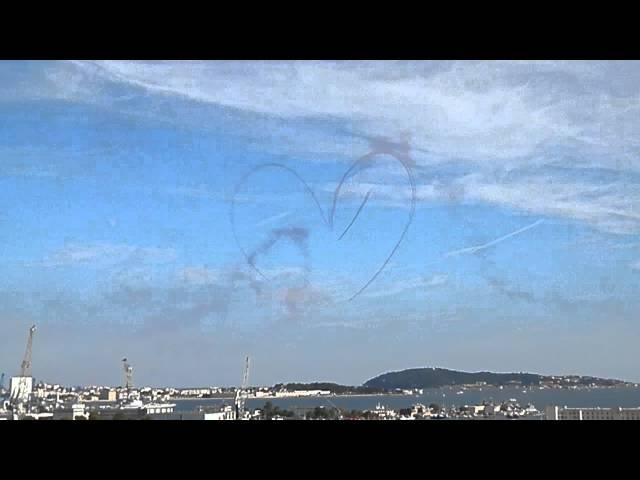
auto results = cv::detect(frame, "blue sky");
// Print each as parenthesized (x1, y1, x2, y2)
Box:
(1, 60, 640, 387)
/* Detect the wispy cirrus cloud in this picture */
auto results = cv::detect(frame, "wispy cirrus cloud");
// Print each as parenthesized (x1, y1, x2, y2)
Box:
(330, 170, 640, 235)
(456, 173, 640, 235)
(256, 211, 293, 228)
(485, 276, 536, 303)
(55, 60, 640, 168)
(177, 266, 220, 286)
(33, 243, 177, 268)
(165, 185, 229, 202)
(22, 60, 640, 237)
(364, 273, 448, 299)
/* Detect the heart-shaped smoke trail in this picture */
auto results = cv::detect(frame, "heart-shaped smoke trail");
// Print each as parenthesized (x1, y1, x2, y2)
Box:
(229, 137, 417, 302)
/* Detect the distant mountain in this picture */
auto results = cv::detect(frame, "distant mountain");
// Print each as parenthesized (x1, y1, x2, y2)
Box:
(363, 367, 629, 390)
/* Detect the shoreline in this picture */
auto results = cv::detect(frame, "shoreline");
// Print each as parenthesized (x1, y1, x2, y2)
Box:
(82, 384, 639, 404)
(171, 393, 405, 401)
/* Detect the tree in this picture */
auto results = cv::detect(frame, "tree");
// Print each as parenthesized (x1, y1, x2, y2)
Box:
(429, 403, 441, 412)
(262, 401, 274, 419)
(346, 409, 361, 419)
(262, 402, 275, 420)
(306, 407, 321, 420)
(112, 412, 126, 421)
(89, 412, 100, 421)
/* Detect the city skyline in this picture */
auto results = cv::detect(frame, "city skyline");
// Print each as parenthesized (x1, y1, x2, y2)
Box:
(1, 60, 640, 387)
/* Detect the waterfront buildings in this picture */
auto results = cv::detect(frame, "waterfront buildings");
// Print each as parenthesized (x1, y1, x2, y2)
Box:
(203, 405, 236, 420)
(53, 403, 89, 420)
(545, 405, 640, 420)
(142, 403, 176, 415)
(99, 389, 118, 401)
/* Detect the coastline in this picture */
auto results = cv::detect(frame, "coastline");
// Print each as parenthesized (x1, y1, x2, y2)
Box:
(172, 392, 409, 401)
(79, 384, 639, 404)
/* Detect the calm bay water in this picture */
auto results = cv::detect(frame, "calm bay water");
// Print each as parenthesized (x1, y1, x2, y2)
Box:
(172, 385, 640, 413)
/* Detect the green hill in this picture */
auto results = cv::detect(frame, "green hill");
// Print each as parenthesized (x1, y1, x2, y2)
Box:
(363, 367, 626, 390)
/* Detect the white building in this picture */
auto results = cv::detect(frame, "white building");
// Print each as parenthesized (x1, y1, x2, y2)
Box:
(254, 391, 274, 398)
(99, 389, 118, 402)
(9, 376, 33, 402)
(179, 388, 211, 397)
(371, 403, 397, 420)
(545, 405, 640, 420)
(22, 412, 54, 420)
(54, 403, 89, 420)
(203, 405, 236, 420)
(71, 404, 89, 420)
(274, 390, 331, 398)
(467, 405, 486, 415)
(411, 404, 429, 417)
(143, 403, 176, 415)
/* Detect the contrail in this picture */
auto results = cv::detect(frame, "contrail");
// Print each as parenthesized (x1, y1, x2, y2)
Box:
(332, 141, 416, 301)
(230, 136, 416, 302)
(445, 219, 544, 258)
(338, 189, 373, 240)
(256, 211, 292, 228)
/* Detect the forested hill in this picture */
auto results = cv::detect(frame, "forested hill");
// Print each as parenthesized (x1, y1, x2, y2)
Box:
(363, 367, 628, 390)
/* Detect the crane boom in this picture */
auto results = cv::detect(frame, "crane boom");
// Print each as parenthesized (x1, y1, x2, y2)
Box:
(20, 325, 36, 377)
(122, 358, 133, 390)
(235, 355, 250, 419)
(10, 325, 37, 415)
(242, 356, 250, 391)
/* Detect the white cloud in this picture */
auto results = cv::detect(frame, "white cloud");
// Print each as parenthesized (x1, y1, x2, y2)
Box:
(35, 243, 177, 268)
(60, 60, 640, 167)
(426, 274, 449, 287)
(310, 320, 374, 330)
(38, 61, 640, 235)
(331, 170, 640, 235)
(458, 173, 640, 235)
(178, 266, 219, 286)
(256, 211, 292, 227)
(364, 274, 448, 299)
(165, 185, 222, 201)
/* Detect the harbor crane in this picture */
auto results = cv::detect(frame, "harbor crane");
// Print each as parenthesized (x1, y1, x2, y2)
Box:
(9, 325, 37, 416)
(324, 396, 344, 420)
(235, 355, 250, 420)
(122, 358, 134, 391)
(19, 325, 36, 378)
